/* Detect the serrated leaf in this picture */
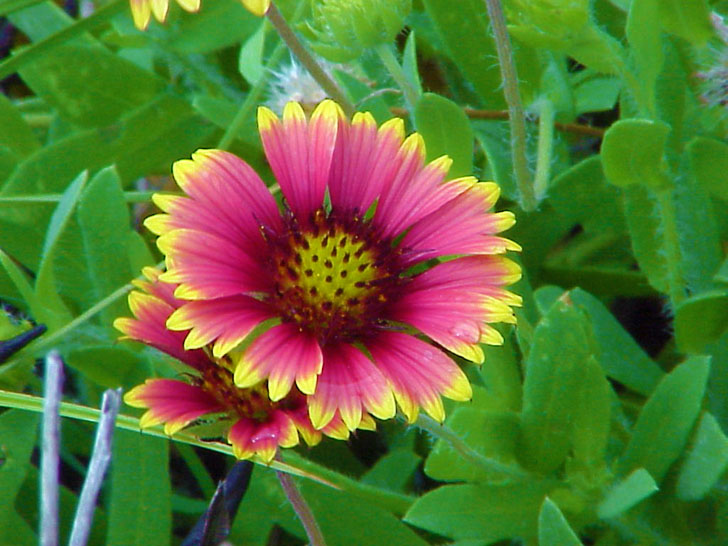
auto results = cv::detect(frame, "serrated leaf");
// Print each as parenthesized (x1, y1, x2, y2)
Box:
(597, 468, 658, 519)
(405, 481, 553, 542)
(618, 356, 710, 482)
(538, 497, 581, 546)
(107, 431, 171, 546)
(676, 413, 728, 501)
(601, 119, 671, 188)
(414, 93, 473, 178)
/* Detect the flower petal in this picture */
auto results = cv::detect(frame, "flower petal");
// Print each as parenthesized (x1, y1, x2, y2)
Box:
(258, 100, 341, 219)
(241, 0, 270, 16)
(228, 412, 298, 463)
(389, 256, 522, 360)
(328, 114, 404, 215)
(125, 379, 224, 435)
(308, 343, 395, 431)
(157, 229, 271, 299)
(114, 291, 210, 371)
(150, 0, 168, 22)
(175, 0, 200, 12)
(400, 182, 521, 265)
(366, 332, 472, 423)
(166, 296, 273, 357)
(234, 323, 323, 400)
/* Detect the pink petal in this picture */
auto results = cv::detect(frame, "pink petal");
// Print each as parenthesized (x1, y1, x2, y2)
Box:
(234, 323, 323, 401)
(228, 411, 299, 462)
(328, 114, 404, 215)
(258, 101, 340, 220)
(167, 296, 274, 357)
(366, 332, 472, 423)
(125, 379, 224, 435)
(157, 229, 271, 299)
(114, 291, 210, 371)
(168, 149, 281, 252)
(308, 343, 395, 431)
(399, 183, 520, 265)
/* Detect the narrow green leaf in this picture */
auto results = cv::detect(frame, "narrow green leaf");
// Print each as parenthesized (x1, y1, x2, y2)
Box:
(676, 413, 728, 501)
(402, 30, 423, 99)
(34, 171, 87, 328)
(538, 497, 581, 546)
(618, 356, 710, 482)
(0, 249, 43, 320)
(107, 431, 171, 546)
(405, 481, 553, 542)
(362, 448, 420, 493)
(626, 0, 663, 114)
(597, 468, 658, 519)
(239, 22, 266, 85)
(414, 93, 473, 178)
(601, 119, 671, 188)
(658, 0, 713, 45)
(0, 410, 39, 514)
(0, 94, 40, 158)
(519, 297, 595, 473)
(571, 356, 611, 468)
(0, 0, 43, 16)
(570, 288, 663, 395)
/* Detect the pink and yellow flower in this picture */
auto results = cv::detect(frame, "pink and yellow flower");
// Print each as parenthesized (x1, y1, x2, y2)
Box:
(130, 0, 269, 30)
(144, 99, 521, 432)
(115, 267, 356, 462)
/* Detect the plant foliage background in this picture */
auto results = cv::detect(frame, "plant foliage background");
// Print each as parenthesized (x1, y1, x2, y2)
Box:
(1, 0, 728, 544)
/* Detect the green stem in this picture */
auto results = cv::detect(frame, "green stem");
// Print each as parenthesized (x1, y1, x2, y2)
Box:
(656, 188, 686, 306)
(0, 389, 414, 513)
(218, 41, 287, 150)
(266, 1, 355, 117)
(374, 43, 420, 111)
(415, 414, 528, 481)
(0, 0, 126, 81)
(482, 0, 536, 212)
(0, 191, 154, 205)
(533, 98, 554, 201)
(276, 461, 327, 546)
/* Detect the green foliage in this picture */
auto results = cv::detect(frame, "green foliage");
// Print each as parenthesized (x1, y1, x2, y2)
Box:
(0, 0, 727, 544)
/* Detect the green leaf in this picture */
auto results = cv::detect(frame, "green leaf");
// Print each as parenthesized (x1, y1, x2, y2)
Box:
(570, 288, 663, 395)
(597, 468, 658, 519)
(0, 94, 40, 158)
(414, 93, 473, 178)
(538, 497, 581, 546)
(676, 412, 728, 501)
(239, 22, 266, 85)
(422, 0, 505, 107)
(571, 356, 611, 469)
(405, 481, 553, 542)
(475, 122, 518, 200)
(66, 346, 150, 389)
(674, 291, 728, 354)
(402, 30, 423, 99)
(601, 119, 671, 188)
(64, 167, 132, 325)
(626, 0, 663, 114)
(658, 0, 713, 45)
(688, 137, 728, 201)
(425, 408, 521, 482)
(301, 480, 429, 546)
(18, 44, 163, 128)
(107, 431, 171, 546)
(618, 356, 710, 482)
(573, 75, 621, 115)
(0, 410, 39, 514)
(519, 297, 595, 473)
(0, 248, 43, 320)
(362, 447, 421, 493)
(34, 170, 87, 328)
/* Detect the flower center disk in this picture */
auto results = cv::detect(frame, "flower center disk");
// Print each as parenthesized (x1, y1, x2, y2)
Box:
(267, 211, 400, 342)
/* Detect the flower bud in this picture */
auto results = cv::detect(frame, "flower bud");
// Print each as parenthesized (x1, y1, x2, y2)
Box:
(305, 0, 412, 62)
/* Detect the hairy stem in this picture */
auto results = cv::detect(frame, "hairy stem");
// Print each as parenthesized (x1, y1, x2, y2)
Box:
(533, 98, 555, 201)
(482, 0, 536, 211)
(276, 462, 327, 546)
(266, 1, 355, 116)
(40, 352, 64, 546)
